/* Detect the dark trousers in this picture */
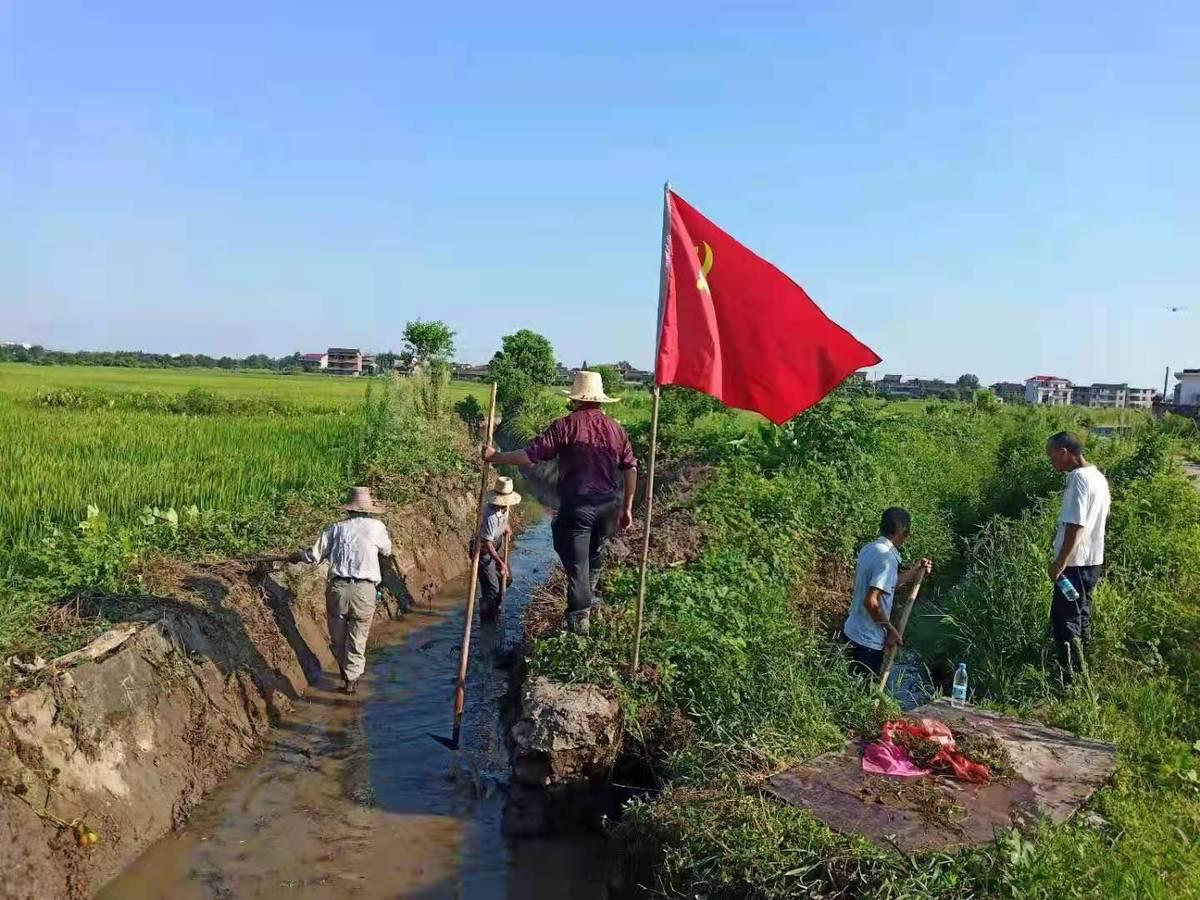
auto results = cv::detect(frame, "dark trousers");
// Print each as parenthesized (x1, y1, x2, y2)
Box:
(1051, 564, 1103, 680)
(842, 631, 884, 677)
(552, 496, 621, 613)
(478, 554, 502, 620)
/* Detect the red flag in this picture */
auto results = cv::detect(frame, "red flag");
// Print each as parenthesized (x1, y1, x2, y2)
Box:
(655, 190, 881, 424)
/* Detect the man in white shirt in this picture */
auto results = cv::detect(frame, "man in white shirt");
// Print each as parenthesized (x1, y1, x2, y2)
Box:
(1046, 431, 1111, 682)
(842, 508, 932, 676)
(476, 477, 521, 622)
(290, 487, 395, 694)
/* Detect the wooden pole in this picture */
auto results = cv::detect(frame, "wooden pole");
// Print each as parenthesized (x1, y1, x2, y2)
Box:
(498, 532, 511, 609)
(631, 387, 661, 673)
(632, 182, 672, 674)
(451, 381, 498, 748)
(878, 571, 926, 692)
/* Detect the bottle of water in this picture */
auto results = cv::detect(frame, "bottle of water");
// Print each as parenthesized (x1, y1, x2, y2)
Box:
(951, 662, 968, 708)
(1057, 577, 1080, 603)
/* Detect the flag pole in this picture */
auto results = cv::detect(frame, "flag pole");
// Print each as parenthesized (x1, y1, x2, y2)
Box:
(632, 182, 671, 674)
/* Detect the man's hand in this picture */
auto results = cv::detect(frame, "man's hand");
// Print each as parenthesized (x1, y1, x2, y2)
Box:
(619, 508, 634, 531)
(884, 625, 904, 651)
(481, 445, 496, 463)
(1047, 560, 1065, 583)
(498, 559, 509, 579)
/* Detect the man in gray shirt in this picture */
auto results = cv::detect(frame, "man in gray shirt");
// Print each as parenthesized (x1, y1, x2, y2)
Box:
(842, 507, 932, 676)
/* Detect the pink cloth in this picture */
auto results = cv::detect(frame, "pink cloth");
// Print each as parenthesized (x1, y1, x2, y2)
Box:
(862, 740, 929, 777)
(862, 719, 992, 784)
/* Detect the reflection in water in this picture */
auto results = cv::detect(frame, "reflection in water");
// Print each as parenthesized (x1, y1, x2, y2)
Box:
(100, 507, 609, 899)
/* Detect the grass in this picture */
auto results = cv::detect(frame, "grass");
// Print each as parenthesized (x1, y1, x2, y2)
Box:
(0, 363, 472, 660)
(528, 393, 1200, 899)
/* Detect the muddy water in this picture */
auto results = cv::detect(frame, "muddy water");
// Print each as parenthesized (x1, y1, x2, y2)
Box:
(100, 507, 609, 900)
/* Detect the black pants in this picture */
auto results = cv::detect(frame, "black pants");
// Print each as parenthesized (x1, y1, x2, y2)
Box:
(552, 496, 621, 613)
(842, 631, 884, 677)
(1051, 564, 1103, 680)
(478, 554, 502, 620)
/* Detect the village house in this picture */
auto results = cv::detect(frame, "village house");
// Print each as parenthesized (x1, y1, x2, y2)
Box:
(1024, 375, 1073, 406)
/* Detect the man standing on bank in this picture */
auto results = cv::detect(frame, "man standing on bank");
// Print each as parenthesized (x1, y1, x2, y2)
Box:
(290, 486, 395, 694)
(483, 371, 637, 634)
(477, 476, 521, 622)
(1045, 431, 1111, 683)
(842, 507, 933, 677)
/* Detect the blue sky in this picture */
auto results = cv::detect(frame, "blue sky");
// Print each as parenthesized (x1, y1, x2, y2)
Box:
(2, 2, 1197, 388)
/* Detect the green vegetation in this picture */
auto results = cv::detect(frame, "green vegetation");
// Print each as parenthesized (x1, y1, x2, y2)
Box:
(0, 364, 469, 660)
(530, 390, 1200, 898)
(402, 318, 457, 365)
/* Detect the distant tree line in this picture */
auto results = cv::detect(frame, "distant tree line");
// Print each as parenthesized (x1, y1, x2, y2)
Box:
(1, 344, 309, 372)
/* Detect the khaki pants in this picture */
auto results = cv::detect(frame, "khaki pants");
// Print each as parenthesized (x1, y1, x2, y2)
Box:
(326, 578, 377, 681)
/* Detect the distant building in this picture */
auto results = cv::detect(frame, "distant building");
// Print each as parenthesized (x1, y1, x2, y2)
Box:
(301, 352, 328, 370)
(1025, 376, 1073, 406)
(990, 382, 1026, 404)
(325, 348, 370, 376)
(1174, 369, 1200, 406)
(1069, 382, 1154, 409)
(452, 363, 492, 382)
(876, 375, 956, 400)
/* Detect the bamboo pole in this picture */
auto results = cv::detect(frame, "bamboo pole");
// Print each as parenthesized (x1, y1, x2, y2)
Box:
(878, 570, 926, 692)
(631, 386, 661, 673)
(498, 532, 511, 609)
(632, 182, 672, 674)
(450, 381, 498, 748)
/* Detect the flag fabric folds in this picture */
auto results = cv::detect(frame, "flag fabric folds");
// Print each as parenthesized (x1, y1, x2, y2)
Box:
(655, 189, 881, 424)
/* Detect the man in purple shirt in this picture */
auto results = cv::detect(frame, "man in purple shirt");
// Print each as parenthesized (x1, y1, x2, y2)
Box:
(484, 371, 637, 633)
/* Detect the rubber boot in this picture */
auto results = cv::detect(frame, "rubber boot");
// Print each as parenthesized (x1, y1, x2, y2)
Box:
(565, 609, 591, 635)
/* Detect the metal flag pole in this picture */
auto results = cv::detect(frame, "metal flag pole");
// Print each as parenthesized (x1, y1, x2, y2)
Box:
(432, 380, 497, 750)
(632, 183, 671, 674)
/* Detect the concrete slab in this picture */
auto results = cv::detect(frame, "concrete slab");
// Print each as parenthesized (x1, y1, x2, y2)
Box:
(764, 700, 1116, 854)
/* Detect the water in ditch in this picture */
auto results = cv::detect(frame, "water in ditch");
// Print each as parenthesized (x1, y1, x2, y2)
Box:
(100, 502, 609, 899)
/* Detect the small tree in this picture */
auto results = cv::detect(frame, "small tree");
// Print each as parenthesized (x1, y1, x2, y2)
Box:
(489, 329, 557, 420)
(403, 320, 456, 365)
(592, 365, 623, 397)
(454, 394, 485, 439)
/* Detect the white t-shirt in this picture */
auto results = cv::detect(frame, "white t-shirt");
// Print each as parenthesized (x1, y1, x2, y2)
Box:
(1053, 465, 1110, 567)
(843, 536, 901, 651)
(479, 506, 510, 544)
(305, 516, 393, 583)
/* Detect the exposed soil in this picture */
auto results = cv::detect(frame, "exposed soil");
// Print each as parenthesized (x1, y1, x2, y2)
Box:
(0, 480, 477, 899)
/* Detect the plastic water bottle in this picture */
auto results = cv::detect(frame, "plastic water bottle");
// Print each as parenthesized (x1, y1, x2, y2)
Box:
(1057, 577, 1080, 604)
(951, 663, 968, 708)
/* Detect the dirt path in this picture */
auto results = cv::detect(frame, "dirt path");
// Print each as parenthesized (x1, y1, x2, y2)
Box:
(99, 509, 609, 899)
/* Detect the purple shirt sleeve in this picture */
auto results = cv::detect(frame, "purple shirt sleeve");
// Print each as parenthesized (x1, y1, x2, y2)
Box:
(617, 429, 637, 471)
(524, 418, 563, 464)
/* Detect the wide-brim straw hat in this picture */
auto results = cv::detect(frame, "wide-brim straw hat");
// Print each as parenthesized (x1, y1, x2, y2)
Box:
(340, 486, 383, 514)
(562, 370, 620, 404)
(486, 476, 522, 507)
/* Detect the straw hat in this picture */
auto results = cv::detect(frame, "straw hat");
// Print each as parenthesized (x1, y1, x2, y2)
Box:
(486, 476, 522, 507)
(340, 486, 382, 514)
(562, 370, 620, 404)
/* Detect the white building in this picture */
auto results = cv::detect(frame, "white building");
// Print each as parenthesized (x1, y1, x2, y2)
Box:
(1175, 369, 1200, 406)
(1025, 375, 1073, 406)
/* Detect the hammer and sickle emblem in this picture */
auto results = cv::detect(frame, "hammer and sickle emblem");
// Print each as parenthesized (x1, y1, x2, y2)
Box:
(695, 241, 714, 292)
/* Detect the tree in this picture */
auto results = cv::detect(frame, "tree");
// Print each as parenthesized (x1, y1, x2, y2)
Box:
(956, 374, 980, 390)
(489, 329, 557, 419)
(454, 394, 485, 439)
(592, 364, 623, 397)
(403, 320, 456, 364)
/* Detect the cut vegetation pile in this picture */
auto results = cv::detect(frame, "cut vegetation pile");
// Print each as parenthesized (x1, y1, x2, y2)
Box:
(528, 388, 1200, 898)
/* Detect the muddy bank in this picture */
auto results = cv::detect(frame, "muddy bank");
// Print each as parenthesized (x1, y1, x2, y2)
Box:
(0, 480, 476, 900)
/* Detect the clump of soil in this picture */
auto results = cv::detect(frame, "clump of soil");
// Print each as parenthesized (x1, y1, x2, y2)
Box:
(857, 776, 968, 830)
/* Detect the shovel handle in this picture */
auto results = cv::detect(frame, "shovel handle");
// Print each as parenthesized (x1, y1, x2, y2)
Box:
(878, 570, 925, 691)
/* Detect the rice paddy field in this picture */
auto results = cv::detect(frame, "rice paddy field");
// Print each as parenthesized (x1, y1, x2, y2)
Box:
(0, 363, 483, 655)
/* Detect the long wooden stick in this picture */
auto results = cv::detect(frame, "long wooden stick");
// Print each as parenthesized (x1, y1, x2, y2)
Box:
(631, 385, 661, 673)
(632, 183, 672, 675)
(498, 532, 511, 608)
(878, 571, 926, 691)
(451, 381, 498, 748)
